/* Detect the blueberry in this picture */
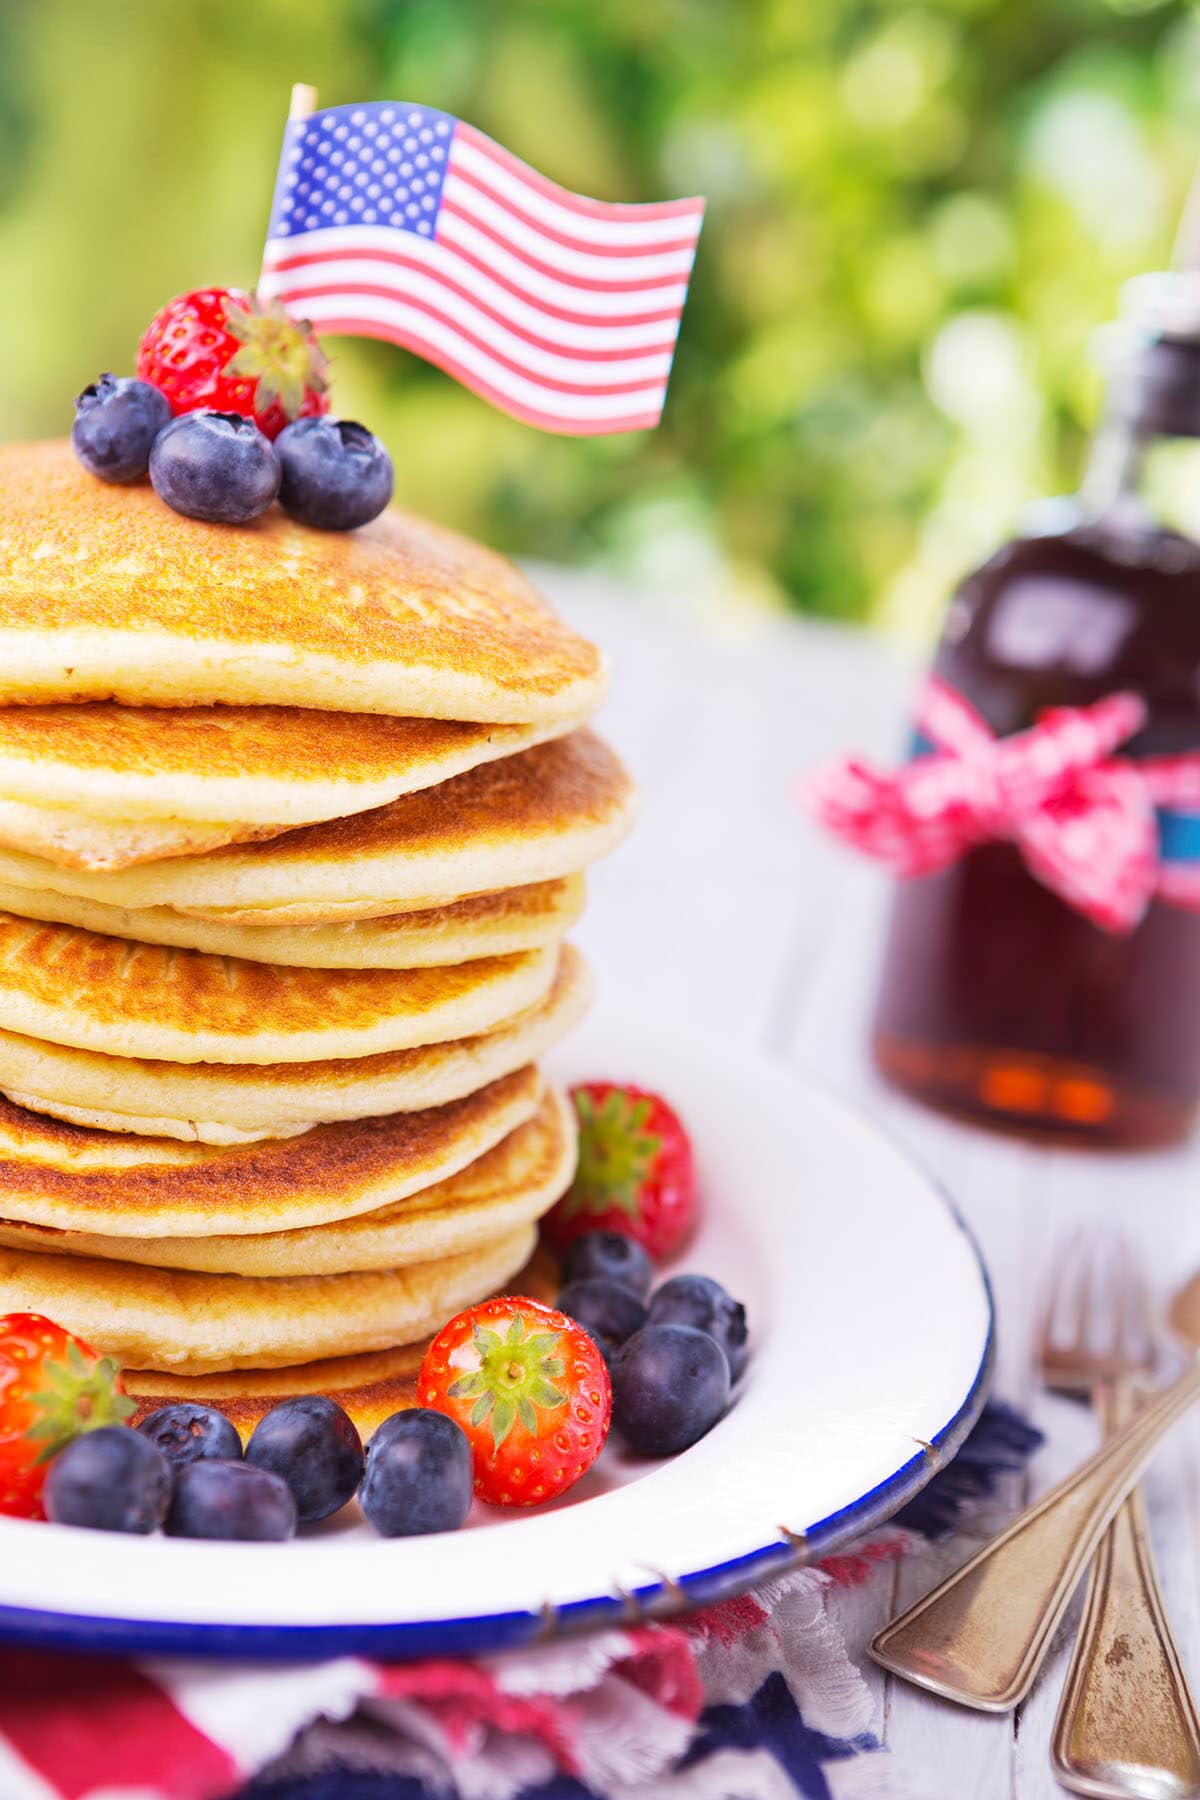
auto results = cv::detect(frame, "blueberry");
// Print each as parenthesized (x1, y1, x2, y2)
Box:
(43, 1426, 171, 1533)
(166, 1459, 296, 1541)
(72, 374, 171, 483)
(610, 1325, 730, 1457)
(647, 1274, 749, 1382)
(136, 1403, 243, 1471)
(360, 1408, 473, 1537)
(276, 417, 394, 531)
(562, 1231, 653, 1298)
(245, 1395, 363, 1523)
(557, 1278, 647, 1362)
(149, 411, 280, 525)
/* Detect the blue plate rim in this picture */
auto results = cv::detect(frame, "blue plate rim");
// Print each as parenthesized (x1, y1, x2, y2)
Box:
(0, 1189, 994, 1663)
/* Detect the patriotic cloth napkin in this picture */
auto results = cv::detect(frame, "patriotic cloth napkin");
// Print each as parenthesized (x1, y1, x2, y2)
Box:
(0, 1404, 1038, 1800)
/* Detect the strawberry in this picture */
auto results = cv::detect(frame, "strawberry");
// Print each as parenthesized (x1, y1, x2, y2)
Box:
(137, 287, 330, 441)
(0, 1314, 134, 1520)
(418, 1297, 610, 1507)
(543, 1084, 697, 1261)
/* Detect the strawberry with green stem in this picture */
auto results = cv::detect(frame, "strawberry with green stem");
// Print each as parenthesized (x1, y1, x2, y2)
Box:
(543, 1084, 697, 1262)
(137, 288, 330, 441)
(419, 1297, 610, 1507)
(0, 1313, 135, 1519)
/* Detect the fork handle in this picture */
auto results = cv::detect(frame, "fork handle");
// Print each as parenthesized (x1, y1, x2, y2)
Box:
(870, 1358, 1200, 1711)
(1051, 1380, 1200, 1799)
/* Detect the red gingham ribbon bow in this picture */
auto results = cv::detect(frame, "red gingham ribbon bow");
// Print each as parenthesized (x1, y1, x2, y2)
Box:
(806, 678, 1168, 933)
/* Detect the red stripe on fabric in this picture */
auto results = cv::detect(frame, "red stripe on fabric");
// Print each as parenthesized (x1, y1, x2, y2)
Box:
(0, 1651, 238, 1800)
(448, 164, 700, 259)
(439, 200, 693, 293)
(612, 1626, 705, 1722)
(292, 316, 664, 432)
(455, 123, 705, 223)
(271, 277, 677, 364)
(681, 1591, 771, 1648)
(265, 243, 683, 329)
(819, 1535, 908, 1588)
(376, 1661, 579, 1772)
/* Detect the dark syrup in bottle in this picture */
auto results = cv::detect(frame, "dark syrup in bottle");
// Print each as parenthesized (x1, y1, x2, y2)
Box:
(872, 280, 1200, 1145)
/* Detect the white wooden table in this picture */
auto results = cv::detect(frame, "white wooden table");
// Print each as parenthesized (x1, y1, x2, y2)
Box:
(546, 566, 1200, 1800)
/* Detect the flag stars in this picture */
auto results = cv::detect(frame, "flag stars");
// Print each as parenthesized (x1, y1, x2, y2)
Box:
(421, 195, 435, 211)
(351, 109, 366, 125)
(417, 220, 432, 234)
(404, 136, 418, 152)
(419, 128, 433, 144)
(431, 146, 445, 162)
(435, 120, 449, 136)
(408, 110, 423, 125)
(381, 107, 395, 124)
(401, 161, 414, 176)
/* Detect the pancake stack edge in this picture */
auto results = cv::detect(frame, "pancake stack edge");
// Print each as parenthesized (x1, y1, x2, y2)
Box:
(0, 443, 636, 1435)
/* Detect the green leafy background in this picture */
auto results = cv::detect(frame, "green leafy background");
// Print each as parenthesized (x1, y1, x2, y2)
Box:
(2, 0, 1197, 637)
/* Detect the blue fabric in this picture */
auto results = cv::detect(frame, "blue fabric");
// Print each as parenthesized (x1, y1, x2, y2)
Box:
(681, 1672, 877, 1799)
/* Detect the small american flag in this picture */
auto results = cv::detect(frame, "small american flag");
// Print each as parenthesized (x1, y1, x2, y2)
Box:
(258, 101, 705, 435)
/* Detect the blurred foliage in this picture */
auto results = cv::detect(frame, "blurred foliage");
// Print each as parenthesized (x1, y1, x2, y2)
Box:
(2, 0, 1199, 636)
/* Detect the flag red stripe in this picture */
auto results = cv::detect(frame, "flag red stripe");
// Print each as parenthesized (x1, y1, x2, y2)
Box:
(454, 122, 704, 223)
(301, 315, 663, 432)
(277, 297, 664, 395)
(271, 276, 677, 364)
(0, 1651, 238, 1800)
(447, 164, 701, 259)
(264, 243, 683, 330)
(438, 201, 695, 293)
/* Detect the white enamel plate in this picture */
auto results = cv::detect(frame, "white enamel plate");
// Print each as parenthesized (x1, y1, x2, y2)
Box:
(0, 988, 993, 1660)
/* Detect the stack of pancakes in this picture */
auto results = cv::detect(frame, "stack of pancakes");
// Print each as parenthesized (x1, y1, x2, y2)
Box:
(0, 442, 635, 1434)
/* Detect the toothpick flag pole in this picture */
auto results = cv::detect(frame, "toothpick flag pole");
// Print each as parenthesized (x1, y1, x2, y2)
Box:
(259, 87, 704, 435)
(288, 83, 317, 122)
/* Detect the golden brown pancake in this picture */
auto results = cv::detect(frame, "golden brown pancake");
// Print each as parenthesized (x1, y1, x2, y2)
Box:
(0, 1087, 575, 1276)
(0, 732, 636, 917)
(0, 442, 606, 722)
(124, 1248, 560, 1439)
(0, 1224, 539, 1373)
(0, 944, 590, 1141)
(0, 703, 578, 826)
(0, 874, 585, 968)
(0, 1066, 542, 1237)
(0, 914, 557, 1064)
(0, 798, 294, 873)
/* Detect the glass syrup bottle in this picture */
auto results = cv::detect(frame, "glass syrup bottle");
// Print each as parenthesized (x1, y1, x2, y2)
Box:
(872, 270, 1200, 1146)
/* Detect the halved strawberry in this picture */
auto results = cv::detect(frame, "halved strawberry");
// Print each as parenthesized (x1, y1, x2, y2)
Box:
(542, 1084, 697, 1262)
(418, 1297, 610, 1507)
(0, 1313, 134, 1519)
(137, 287, 330, 440)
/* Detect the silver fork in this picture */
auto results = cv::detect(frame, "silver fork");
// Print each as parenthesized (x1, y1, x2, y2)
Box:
(1042, 1231, 1200, 1800)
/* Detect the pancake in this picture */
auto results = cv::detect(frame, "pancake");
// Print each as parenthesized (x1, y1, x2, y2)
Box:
(124, 1247, 560, 1439)
(0, 915, 557, 1063)
(0, 441, 606, 723)
(0, 732, 636, 918)
(0, 797, 293, 873)
(0, 1066, 542, 1237)
(0, 703, 579, 827)
(0, 1224, 539, 1373)
(0, 1087, 575, 1275)
(0, 874, 585, 968)
(0, 944, 590, 1142)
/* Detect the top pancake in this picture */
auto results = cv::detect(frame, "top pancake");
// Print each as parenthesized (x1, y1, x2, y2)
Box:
(0, 442, 606, 722)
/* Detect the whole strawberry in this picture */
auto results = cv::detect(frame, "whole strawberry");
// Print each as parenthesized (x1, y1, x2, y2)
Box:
(419, 1297, 610, 1507)
(543, 1084, 697, 1262)
(0, 1313, 134, 1520)
(137, 288, 330, 441)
